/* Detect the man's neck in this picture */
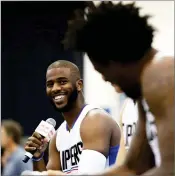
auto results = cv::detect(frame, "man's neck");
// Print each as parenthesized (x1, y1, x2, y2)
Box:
(62, 95, 85, 130)
(5, 142, 18, 155)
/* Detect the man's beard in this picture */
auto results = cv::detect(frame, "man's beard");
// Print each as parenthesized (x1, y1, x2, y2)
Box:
(49, 88, 78, 113)
(122, 83, 142, 100)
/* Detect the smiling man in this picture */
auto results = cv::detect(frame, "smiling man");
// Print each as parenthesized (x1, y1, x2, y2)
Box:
(24, 60, 121, 175)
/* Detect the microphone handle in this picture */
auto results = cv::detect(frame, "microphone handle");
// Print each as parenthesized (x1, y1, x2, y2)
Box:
(23, 134, 45, 163)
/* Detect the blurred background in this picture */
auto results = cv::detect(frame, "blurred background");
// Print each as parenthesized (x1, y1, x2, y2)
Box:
(2, 1, 86, 137)
(1, 0, 174, 171)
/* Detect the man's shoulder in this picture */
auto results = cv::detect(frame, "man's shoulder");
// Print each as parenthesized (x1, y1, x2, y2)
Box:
(142, 57, 173, 92)
(87, 107, 116, 123)
(80, 107, 120, 146)
(82, 107, 119, 132)
(141, 57, 174, 108)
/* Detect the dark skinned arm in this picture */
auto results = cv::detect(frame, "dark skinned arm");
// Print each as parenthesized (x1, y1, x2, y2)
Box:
(33, 132, 61, 171)
(46, 132, 61, 171)
(141, 57, 174, 176)
(98, 101, 155, 176)
(80, 109, 118, 157)
(80, 109, 120, 167)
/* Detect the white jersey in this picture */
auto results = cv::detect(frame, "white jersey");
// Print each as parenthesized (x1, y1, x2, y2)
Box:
(121, 98, 138, 150)
(142, 99, 161, 167)
(122, 98, 161, 166)
(56, 104, 119, 174)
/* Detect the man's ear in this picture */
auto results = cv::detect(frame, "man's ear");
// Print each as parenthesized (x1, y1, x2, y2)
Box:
(76, 79, 83, 91)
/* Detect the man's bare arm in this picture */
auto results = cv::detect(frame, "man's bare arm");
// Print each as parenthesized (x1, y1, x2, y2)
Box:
(46, 133, 61, 170)
(21, 133, 62, 175)
(141, 57, 174, 176)
(98, 101, 155, 176)
(80, 109, 120, 156)
(79, 109, 120, 173)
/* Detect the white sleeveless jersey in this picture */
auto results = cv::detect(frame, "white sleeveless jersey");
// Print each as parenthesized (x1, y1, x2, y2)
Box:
(121, 98, 138, 150)
(122, 97, 161, 167)
(56, 104, 119, 174)
(142, 99, 161, 167)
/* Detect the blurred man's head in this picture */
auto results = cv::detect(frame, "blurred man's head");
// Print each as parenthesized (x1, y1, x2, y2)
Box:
(1, 120, 23, 148)
(101, 75, 123, 93)
(46, 60, 83, 112)
(64, 2, 155, 99)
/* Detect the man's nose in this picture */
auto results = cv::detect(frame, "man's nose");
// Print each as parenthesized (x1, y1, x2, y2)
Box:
(51, 83, 62, 93)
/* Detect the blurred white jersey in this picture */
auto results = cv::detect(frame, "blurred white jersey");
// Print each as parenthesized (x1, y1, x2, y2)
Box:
(141, 54, 162, 167)
(56, 104, 119, 174)
(121, 97, 161, 167)
(121, 98, 138, 150)
(142, 99, 161, 167)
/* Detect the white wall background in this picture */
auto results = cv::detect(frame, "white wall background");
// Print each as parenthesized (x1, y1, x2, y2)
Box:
(84, 1, 174, 122)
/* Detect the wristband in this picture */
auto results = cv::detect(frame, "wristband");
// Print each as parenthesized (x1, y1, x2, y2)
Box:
(32, 152, 44, 162)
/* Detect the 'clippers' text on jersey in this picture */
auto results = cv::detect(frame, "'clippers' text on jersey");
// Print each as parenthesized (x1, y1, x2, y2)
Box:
(61, 142, 83, 171)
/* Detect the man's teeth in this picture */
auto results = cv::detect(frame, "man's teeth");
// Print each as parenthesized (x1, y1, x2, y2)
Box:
(55, 95, 64, 100)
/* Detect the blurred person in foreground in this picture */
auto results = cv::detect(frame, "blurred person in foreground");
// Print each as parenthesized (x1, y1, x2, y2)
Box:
(1, 119, 33, 176)
(43, 1, 174, 176)
(22, 60, 121, 175)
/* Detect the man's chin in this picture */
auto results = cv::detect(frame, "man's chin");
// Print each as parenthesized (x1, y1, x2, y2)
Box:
(55, 102, 72, 112)
(55, 102, 67, 110)
(112, 84, 123, 93)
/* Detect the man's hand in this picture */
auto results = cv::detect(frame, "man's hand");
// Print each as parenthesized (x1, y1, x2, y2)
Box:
(25, 132, 48, 158)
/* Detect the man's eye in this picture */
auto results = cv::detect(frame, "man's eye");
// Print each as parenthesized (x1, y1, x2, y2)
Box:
(47, 82, 53, 87)
(60, 80, 68, 85)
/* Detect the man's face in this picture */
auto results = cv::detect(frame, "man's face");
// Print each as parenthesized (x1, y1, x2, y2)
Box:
(92, 60, 141, 99)
(101, 75, 123, 93)
(92, 60, 122, 86)
(1, 126, 10, 148)
(112, 84, 123, 93)
(46, 67, 81, 112)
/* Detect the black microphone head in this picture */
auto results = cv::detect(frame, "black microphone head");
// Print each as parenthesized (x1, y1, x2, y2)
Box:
(46, 118, 56, 128)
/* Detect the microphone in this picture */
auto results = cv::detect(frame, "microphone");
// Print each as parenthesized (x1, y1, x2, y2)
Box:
(22, 118, 56, 163)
